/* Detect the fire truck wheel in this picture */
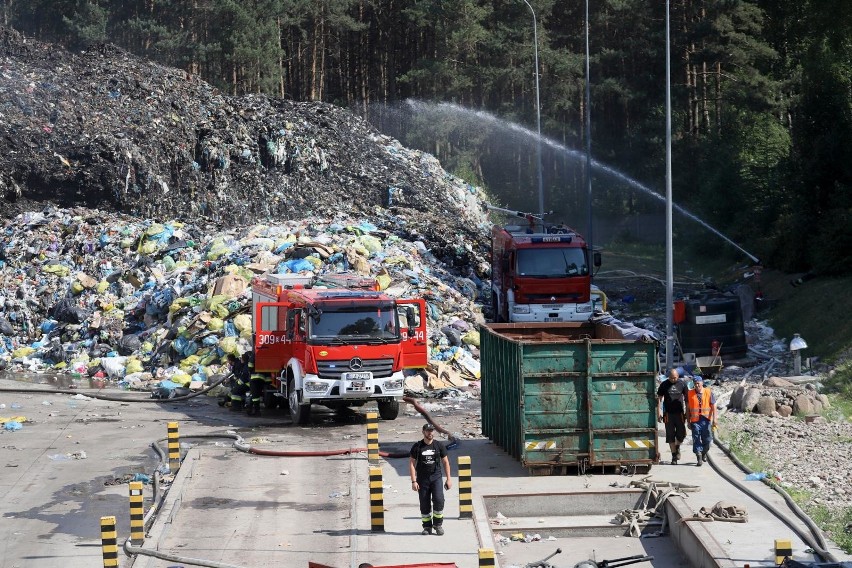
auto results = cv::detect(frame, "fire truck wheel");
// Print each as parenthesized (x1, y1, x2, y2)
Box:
(288, 379, 311, 425)
(377, 399, 400, 421)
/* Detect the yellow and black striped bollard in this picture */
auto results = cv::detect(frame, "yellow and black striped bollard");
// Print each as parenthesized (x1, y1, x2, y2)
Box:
(366, 411, 379, 466)
(479, 548, 495, 568)
(167, 421, 180, 472)
(100, 515, 118, 567)
(369, 466, 385, 532)
(129, 481, 144, 544)
(775, 538, 793, 565)
(458, 456, 472, 519)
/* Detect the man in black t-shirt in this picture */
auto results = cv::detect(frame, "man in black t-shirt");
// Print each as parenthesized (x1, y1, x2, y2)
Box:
(657, 369, 688, 464)
(409, 423, 452, 535)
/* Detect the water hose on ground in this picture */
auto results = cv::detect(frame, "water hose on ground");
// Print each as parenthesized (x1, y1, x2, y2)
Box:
(0, 373, 231, 402)
(710, 428, 837, 563)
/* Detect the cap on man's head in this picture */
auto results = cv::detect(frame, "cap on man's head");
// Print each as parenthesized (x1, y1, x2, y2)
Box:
(693, 376, 704, 383)
(423, 423, 436, 431)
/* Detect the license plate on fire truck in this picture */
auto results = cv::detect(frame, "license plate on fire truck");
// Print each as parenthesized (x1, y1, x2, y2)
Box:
(343, 372, 372, 393)
(544, 317, 563, 322)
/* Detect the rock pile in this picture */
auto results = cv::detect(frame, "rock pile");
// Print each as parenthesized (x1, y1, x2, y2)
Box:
(721, 411, 852, 510)
(728, 377, 831, 418)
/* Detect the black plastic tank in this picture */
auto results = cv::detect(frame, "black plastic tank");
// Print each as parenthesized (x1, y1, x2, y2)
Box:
(677, 295, 747, 357)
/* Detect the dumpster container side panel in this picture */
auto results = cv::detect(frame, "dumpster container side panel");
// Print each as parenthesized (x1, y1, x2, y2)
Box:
(523, 430, 588, 465)
(587, 342, 658, 464)
(519, 343, 586, 375)
(481, 326, 523, 459)
(520, 342, 588, 465)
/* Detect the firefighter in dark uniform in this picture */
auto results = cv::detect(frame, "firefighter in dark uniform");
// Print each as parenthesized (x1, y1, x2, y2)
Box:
(246, 352, 267, 416)
(228, 352, 251, 411)
(409, 423, 452, 535)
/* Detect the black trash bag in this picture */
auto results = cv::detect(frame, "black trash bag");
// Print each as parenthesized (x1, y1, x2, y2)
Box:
(0, 317, 14, 336)
(441, 325, 463, 347)
(44, 339, 66, 364)
(117, 334, 142, 355)
(49, 297, 89, 324)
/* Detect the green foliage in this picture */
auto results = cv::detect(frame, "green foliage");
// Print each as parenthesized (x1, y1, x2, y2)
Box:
(63, 1, 108, 48)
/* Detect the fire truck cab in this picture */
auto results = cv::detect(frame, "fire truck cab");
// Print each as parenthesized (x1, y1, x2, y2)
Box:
(490, 213, 603, 323)
(251, 273, 428, 423)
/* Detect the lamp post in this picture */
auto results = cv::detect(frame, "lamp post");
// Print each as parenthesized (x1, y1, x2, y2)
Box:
(790, 333, 808, 375)
(520, 0, 545, 219)
(664, 0, 674, 371)
(584, 0, 593, 277)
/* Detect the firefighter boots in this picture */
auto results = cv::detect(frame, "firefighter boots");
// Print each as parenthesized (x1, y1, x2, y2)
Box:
(229, 399, 244, 411)
(695, 452, 703, 467)
(421, 527, 432, 535)
(247, 402, 261, 416)
(434, 526, 445, 536)
(702, 450, 708, 462)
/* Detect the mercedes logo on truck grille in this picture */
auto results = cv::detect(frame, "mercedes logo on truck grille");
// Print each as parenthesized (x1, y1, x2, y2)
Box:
(349, 357, 363, 370)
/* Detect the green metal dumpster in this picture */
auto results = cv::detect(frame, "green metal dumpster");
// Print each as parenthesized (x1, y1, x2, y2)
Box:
(481, 322, 659, 474)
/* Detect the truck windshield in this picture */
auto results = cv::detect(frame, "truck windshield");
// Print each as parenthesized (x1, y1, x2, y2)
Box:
(308, 303, 400, 344)
(517, 247, 588, 277)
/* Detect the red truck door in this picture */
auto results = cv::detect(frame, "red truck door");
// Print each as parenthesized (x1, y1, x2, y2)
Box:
(396, 299, 428, 369)
(254, 302, 290, 373)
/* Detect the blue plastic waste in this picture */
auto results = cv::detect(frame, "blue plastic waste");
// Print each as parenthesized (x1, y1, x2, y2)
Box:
(4, 421, 22, 431)
(133, 473, 151, 484)
(745, 472, 767, 481)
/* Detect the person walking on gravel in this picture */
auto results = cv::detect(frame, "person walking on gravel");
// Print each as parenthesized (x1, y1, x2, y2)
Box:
(657, 368, 688, 464)
(687, 376, 717, 466)
(410, 423, 452, 535)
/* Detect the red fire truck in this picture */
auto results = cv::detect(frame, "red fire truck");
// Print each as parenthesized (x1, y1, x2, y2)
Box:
(251, 273, 428, 423)
(488, 205, 603, 323)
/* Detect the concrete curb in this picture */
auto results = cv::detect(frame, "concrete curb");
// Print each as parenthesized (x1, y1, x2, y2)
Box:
(134, 448, 200, 568)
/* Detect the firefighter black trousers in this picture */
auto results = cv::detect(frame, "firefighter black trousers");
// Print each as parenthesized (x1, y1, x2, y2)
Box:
(417, 475, 445, 528)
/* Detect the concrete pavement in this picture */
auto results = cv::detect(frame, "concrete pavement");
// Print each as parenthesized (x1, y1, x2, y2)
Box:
(136, 412, 852, 568)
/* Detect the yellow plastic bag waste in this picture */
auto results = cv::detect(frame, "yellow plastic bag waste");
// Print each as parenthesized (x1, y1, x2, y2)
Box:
(12, 347, 35, 358)
(120, 237, 134, 249)
(462, 330, 481, 348)
(376, 269, 391, 291)
(304, 256, 322, 268)
(233, 314, 252, 334)
(204, 295, 231, 318)
(207, 317, 224, 331)
(171, 372, 192, 385)
(179, 355, 200, 371)
(125, 358, 143, 374)
(145, 223, 164, 237)
(96, 280, 110, 293)
(358, 235, 383, 253)
(53, 361, 67, 369)
(71, 281, 84, 295)
(43, 264, 70, 277)
(218, 336, 240, 356)
(138, 240, 159, 255)
(206, 241, 232, 261)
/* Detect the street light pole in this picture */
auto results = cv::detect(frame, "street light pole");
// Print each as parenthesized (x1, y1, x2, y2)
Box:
(665, 0, 674, 372)
(520, 0, 545, 220)
(584, 0, 593, 277)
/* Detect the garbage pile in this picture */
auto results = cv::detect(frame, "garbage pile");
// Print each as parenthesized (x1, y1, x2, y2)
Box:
(0, 206, 490, 392)
(0, 26, 500, 393)
(0, 26, 488, 272)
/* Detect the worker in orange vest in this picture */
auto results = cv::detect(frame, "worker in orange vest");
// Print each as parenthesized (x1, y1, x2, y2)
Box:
(686, 376, 717, 466)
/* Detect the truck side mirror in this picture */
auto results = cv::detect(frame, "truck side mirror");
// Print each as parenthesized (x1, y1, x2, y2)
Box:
(406, 306, 416, 338)
(593, 251, 602, 268)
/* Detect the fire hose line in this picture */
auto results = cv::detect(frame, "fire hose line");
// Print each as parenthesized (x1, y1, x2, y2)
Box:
(710, 430, 837, 563)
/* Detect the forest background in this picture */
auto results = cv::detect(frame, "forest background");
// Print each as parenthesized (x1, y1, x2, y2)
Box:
(1, 0, 850, 277)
